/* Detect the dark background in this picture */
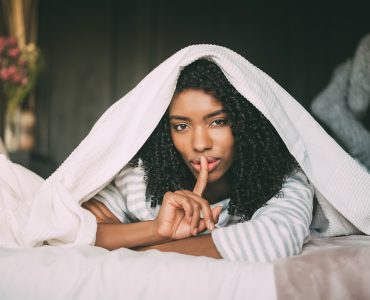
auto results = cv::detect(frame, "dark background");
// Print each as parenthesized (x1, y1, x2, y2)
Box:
(28, 0, 370, 177)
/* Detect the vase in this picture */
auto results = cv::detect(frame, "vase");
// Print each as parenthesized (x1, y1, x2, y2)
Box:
(3, 106, 36, 153)
(4, 105, 22, 152)
(19, 109, 36, 151)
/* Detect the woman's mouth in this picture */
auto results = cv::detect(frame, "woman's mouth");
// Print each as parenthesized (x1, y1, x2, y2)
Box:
(190, 157, 221, 173)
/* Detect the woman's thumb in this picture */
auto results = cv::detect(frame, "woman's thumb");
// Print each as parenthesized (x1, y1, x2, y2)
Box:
(212, 206, 223, 224)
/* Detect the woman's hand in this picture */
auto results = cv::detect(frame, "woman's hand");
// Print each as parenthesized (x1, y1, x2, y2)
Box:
(154, 156, 222, 240)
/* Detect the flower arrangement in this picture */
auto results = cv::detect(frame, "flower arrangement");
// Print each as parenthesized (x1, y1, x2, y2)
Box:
(0, 36, 42, 110)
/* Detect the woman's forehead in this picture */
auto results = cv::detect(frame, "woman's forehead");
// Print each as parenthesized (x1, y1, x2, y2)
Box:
(169, 89, 224, 115)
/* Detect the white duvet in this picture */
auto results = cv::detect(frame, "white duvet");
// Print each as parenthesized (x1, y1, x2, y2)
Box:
(0, 156, 275, 299)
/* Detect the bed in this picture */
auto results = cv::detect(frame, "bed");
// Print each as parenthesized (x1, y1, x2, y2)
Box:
(1, 40, 370, 297)
(1, 141, 370, 299)
(1, 234, 370, 300)
(275, 235, 370, 299)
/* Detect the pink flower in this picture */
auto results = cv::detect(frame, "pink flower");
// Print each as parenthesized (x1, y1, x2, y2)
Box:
(0, 35, 41, 106)
(21, 77, 28, 85)
(12, 73, 22, 83)
(8, 47, 21, 58)
(0, 68, 10, 80)
(0, 66, 18, 80)
(7, 66, 17, 76)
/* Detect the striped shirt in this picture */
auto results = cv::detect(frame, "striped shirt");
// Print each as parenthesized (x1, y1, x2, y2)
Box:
(95, 164, 314, 262)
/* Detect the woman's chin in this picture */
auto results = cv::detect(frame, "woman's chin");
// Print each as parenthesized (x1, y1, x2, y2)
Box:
(208, 174, 224, 184)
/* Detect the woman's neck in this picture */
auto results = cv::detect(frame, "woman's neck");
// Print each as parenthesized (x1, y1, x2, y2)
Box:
(203, 176, 231, 205)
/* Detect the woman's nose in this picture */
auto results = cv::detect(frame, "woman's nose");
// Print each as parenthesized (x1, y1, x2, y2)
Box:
(192, 127, 212, 152)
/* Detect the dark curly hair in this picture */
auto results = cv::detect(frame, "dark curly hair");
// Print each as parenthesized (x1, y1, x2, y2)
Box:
(129, 59, 299, 220)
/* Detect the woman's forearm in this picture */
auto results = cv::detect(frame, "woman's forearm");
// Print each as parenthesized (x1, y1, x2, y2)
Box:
(134, 234, 222, 259)
(95, 221, 170, 250)
(83, 199, 170, 250)
(84, 198, 220, 254)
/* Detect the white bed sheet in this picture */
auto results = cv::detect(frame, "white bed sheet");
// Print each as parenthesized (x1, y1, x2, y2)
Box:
(0, 245, 275, 300)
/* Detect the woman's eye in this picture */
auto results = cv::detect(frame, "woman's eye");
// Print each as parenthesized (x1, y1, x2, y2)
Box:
(172, 123, 188, 132)
(211, 119, 229, 126)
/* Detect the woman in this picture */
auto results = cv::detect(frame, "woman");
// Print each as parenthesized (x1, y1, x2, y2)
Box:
(82, 59, 314, 262)
(17, 45, 369, 258)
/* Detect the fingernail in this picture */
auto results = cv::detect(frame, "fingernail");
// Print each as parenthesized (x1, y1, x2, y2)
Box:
(208, 220, 215, 230)
(193, 228, 198, 235)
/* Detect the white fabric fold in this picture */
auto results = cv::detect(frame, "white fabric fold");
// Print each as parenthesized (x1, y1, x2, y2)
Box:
(0, 155, 43, 247)
(2, 44, 368, 247)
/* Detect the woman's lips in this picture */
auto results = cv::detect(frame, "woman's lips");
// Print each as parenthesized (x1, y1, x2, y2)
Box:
(190, 157, 221, 173)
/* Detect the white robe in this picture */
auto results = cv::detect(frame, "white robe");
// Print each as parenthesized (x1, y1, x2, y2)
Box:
(1, 44, 369, 248)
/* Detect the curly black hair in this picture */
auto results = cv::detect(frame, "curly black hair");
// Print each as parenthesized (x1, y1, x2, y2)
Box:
(129, 59, 299, 220)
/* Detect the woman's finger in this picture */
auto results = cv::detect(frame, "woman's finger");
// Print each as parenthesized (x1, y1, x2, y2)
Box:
(197, 205, 222, 233)
(193, 156, 208, 197)
(212, 205, 223, 224)
(190, 201, 201, 235)
(172, 191, 194, 221)
(180, 190, 215, 230)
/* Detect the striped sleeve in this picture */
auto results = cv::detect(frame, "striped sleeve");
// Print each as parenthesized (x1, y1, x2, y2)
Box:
(94, 165, 149, 223)
(94, 181, 132, 223)
(211, 171, 314, 262)
(94, 166, 143, 223)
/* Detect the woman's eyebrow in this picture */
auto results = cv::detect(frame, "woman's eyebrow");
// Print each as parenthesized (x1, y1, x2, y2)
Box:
(169, 109, 226, 121)
(169, 115, 190, 121)
(205, 109, 226, 119)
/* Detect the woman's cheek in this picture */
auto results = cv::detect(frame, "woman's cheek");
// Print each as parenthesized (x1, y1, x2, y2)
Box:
(171, 134, 186, 155)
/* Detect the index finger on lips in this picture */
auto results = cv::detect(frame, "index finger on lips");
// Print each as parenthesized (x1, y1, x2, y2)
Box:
(193, 156, 208, 197)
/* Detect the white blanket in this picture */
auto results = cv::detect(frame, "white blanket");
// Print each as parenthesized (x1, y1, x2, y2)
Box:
(0, 245, 275, 300)
(0, 155, 42, 247)
(1, 44, 369, 249)
(0, 156, 276, 299)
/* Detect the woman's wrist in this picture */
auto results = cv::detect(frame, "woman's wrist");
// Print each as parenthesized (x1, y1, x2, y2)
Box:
(135, 234, 222, 259)
(148, 219, 173, 244)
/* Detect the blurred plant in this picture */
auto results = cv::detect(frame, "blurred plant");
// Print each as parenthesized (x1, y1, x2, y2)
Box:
(0, 36, 43, 110)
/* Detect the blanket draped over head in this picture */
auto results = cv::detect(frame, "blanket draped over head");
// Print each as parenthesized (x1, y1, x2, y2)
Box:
(2, 45, 370, 248)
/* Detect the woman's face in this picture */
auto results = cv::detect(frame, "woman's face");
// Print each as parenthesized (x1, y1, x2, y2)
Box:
(169, 89, 235, 183)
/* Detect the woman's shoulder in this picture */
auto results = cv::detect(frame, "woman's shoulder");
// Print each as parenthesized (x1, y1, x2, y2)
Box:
(280, 169, 315, 198)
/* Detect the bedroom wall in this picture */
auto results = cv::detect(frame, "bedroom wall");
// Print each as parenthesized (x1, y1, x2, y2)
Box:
(30, 0, 370, 177)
